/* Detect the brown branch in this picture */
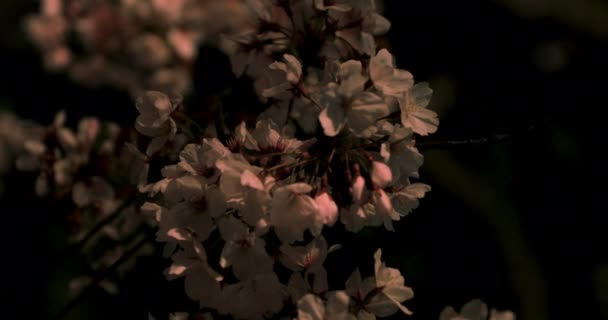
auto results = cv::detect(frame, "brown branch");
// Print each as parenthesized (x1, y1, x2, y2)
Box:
(52, 229, 155, 320)
(417, 125, 535, 151)
(65, 198, 136, 255)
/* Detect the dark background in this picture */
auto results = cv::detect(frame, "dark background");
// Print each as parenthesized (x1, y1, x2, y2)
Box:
(0, 0, 606, 319)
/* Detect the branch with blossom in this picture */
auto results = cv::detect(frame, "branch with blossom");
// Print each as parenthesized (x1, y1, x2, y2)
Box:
(128, 1, 449, 318)
(18, 1, 518, 319)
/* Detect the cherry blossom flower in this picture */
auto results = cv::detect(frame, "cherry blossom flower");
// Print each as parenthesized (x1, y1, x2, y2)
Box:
(345, 249, 414, 318)
(314, 191, 339, 227)
(399, 82, 440, 136)
(221, 272, 284, 319)
(215, 154, 263, 204)
(382, 125, 424, 185)
(370, 160, 392, 188)
(370, 188, 400, 231)
(177, 140, 229, 184)
(271, 183, 320, 243)
(370, 49, 414, 97)
(391, 183, 431, 217)
(371, 249, 414, 316)
(280, 237, 329, 293)
(331, 0, 390, 57)
(166, 242, 224, 310)
(318, 61, 390, 137)
(240, 119, 306, 154)
(263, 54, 303, 98)
(218, 216, 273, 280)
(135, 91, 182, 155)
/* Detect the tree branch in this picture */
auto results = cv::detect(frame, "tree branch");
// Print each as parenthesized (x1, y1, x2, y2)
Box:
(417, 125, 535, 151)
(52, 228, 155, 320)
(65, 198, 136, 255)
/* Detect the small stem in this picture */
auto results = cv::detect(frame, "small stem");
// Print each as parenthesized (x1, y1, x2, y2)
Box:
(417, 126, 535, 151)
(173, 111, 205, 132)
(211, 96, 229, 143)
(267, 157, 299, 172)
(177, 123, 197, 142)
(241, 149, 299, 159)
(296, 84, 324, 111)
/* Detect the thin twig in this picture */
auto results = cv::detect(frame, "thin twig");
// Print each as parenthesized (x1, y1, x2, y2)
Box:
(211, 96, 229, 144)
(52, 229, 155, 320)
(65, 198, 136, 255)
(173, 111, 205, 132)
(417, 125, 535, 151)
(295, 84, 324, 111)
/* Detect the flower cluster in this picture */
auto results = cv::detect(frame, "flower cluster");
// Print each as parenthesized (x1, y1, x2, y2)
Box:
(25, 0, 261, 95)
(19, 0, 517, 318)
(0, 112, 43, 176)
(15, 111, 153, 294)
(129, 1, 442, 318)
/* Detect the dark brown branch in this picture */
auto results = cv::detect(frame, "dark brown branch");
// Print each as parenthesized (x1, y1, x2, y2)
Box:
(65, 198, 136, 255)
(417, 125, 535, 151)
(52, 229, 155, 320)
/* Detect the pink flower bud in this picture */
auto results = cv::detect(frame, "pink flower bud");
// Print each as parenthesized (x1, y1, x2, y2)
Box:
(371, 161, 392, 188)
(314, 192, 338, 226)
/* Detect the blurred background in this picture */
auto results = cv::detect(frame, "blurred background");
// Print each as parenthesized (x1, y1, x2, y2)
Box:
(0, 0, 606, 319)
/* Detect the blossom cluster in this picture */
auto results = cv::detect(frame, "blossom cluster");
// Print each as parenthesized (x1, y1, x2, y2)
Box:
(15, 111, 154, 294)
(25, 0, 260, 95)
(0, 112, 43, 176)
(19, 0, 517, 318)
(129, 0, 444, 318)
